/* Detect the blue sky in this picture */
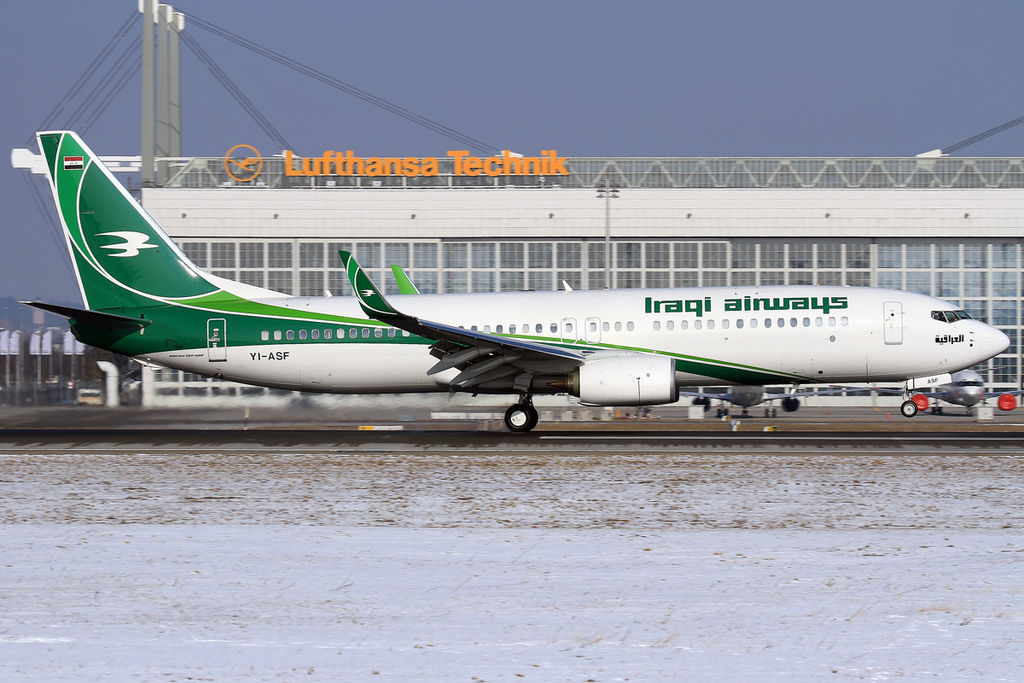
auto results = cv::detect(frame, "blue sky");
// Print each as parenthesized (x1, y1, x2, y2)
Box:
(3, 0, 1024, 300)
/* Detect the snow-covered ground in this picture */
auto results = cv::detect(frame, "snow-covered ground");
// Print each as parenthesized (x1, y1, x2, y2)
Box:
(1, 451, 1022, 681)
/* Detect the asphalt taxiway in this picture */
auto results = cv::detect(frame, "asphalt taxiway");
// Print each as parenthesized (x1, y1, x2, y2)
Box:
(0, 405, 1022, 452)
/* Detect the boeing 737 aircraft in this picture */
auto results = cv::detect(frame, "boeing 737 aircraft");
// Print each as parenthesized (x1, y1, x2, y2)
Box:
(26, 131, 1011, 431)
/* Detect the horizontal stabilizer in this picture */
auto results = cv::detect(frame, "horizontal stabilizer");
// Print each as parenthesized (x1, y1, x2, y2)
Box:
(20, 301, 152, 329)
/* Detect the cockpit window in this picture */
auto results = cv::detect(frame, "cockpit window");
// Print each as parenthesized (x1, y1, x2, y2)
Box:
(957, 379, 983, 387)
(931, 309, 972, 323)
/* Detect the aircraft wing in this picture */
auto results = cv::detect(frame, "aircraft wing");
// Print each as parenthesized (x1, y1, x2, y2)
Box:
(340, 251, 584, 391)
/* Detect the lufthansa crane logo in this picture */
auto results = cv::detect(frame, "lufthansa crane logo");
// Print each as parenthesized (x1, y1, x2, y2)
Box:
(224, 144, 263, 182)
(96, 231, 160, 258)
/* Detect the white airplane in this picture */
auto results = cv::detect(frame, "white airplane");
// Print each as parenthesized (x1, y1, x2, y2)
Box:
(869, 369, 1022, 414)
(24, 131, 1011, 431)
(682, 386, 831, 417)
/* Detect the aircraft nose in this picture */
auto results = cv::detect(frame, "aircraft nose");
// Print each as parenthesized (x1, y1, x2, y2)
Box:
(977, 325, 1010, 359)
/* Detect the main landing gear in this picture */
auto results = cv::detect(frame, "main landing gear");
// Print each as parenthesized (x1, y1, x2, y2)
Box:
(504, 397, 539, 433)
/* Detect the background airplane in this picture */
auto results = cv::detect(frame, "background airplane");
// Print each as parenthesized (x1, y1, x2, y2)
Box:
(682, 385, 849, 417)
(868, 369, 1022, 415)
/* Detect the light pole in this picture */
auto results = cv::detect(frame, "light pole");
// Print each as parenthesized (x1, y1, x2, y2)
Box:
(596, 175, 619, 289)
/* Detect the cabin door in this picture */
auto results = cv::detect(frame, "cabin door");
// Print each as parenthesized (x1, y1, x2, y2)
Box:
(883, 301, 903, 345)
(207, 318, 227, 361)
(584, 317, 602, 344)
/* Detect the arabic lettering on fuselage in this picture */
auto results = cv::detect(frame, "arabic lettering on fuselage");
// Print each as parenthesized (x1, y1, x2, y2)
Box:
(935, 334, 966, 345)
(644, 295, 849, 317)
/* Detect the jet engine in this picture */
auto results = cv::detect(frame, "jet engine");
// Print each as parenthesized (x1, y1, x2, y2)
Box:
(567, 353, 678, 406)
(780, 397, 800, 412)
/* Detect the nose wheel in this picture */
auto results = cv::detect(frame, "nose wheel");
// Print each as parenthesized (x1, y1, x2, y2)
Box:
(899, 399, 919, 418)
(504, 401, 539, 433)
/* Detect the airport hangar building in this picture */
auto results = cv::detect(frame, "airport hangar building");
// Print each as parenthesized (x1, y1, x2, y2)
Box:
(138, 152, 1024, 405)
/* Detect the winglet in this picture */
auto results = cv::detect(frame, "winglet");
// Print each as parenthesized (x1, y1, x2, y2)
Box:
(339, 250, 399, 317)
(391, 265, 421, 294)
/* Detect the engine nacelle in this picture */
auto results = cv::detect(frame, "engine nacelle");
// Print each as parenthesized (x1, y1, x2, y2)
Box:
(998, 393, 1018, 411)
(568, 353, 678, 406)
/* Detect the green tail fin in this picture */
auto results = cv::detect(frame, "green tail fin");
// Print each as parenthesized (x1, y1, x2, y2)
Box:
(37, 131, 220, 311)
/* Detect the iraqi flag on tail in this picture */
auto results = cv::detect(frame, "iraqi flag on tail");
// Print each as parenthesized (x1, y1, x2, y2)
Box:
(63, 155, 84, 170)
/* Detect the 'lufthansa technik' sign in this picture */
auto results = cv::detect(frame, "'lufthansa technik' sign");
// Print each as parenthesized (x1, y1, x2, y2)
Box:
(224, 146, 569, 181)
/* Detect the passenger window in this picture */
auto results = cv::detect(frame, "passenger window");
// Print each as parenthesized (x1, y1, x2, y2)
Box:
(286, 330, 295, 340)
(841, 316, 849, 326)
(828, 317, 836, 327)
(666, 320, 675, 331)
(653, 321, 661, 331)
(707, 320, 715, 330)
(496, 325, 504, 333)
(361, 328, 370, 338)
(626, 321, 634, 331)
(736, 319, 744, 329)
(815, 317, 823, 328)
(324, 329, 332, 340)
(484, 325, 491, 333)
(550, 323, 557, 333)
(311, 329, 319, 340)
(750, 319, 758, 329)
(614, 322, 622, 331)
(722, 319, 730, 330)
(602, 322, 610, 332)
(536, 324, 543, 334)
(695, 320, 703, 330)
(790, 318, 797, 327)
(349, 329, 357, 338)
(374, 328, 383, 338)
(402, 330, 410, 337)
(680, 320, 689, 330)
(765, 318, 772, 328)
(298, 329, 307, 340)
(388, 328, 396, 337)
(802, 317, 810, 327)
(260, 330, 269, 341)
(509, 325, 516, 334)
(777, 318, 785, 328)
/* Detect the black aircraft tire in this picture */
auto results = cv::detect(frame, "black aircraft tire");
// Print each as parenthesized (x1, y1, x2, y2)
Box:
(504, 403, 539, 433)
(900, 400, 919, 418)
